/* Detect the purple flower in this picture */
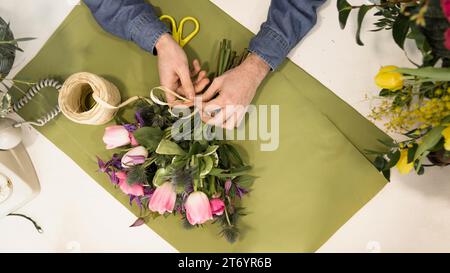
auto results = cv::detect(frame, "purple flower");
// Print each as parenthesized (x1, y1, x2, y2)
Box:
(129, 195, 143, 208)
(225, 179, 232, 195)
(97, 156, 108, 173)
(235, 185, 248, 199)
(123, 124, 137, 133)
(135, 111, 145, 128)
(109, 169, 119, 185)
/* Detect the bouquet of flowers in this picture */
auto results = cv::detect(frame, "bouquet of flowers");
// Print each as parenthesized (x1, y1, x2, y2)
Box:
(97, 40, 254, 243)
(338, 0, 450, 179)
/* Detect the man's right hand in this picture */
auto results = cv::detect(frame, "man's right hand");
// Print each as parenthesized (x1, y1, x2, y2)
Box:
(155, 33, 209, 106)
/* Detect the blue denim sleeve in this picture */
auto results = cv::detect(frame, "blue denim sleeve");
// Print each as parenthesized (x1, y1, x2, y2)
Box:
(249, 0, 327, 70)
(83, 0, 169, 55)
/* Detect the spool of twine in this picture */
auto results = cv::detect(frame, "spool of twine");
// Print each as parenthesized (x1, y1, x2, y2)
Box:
(59, 72, 130, 125)
(58, 72, 194, 125)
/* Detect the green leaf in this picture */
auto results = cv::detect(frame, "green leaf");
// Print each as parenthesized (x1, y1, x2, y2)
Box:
(199, 145, 219, 156)
(236, 175, 256, 190)
(379, 89, 391, 97)
(378, 138, 397, 148)
(199, 156, 214, 177)
(396, 67, 450, 82)
(133, 127, 163, 152)
(14, 37, 35, 42)
(392, 14, 410, 49)
(223, 144, 244, 167)
(382, 169, 391, 181)
(374, 156, 386, 171)
(408, 24, 430, 55)
(213, 166, 252, 178)
(152, 167, 170, 187)
(209, 168, 225, 176)
(414, 126, 445, 160)
(407, 144, 418, 163)
(387, 150, 400, 168)
(337, 0, 352, 29)
(356, 5, 374, 46)
(156, 140, 186, 155)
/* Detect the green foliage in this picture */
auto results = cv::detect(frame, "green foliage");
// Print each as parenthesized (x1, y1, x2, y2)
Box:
(356, 5, 374, 46)
(392, 14, 410, 49)
(152, 167, 170, 187)
(414, 125, 445, 160)
(337, 0, 352, 29)
(0, 17, 34, 78)
(396, 67, 450, 81)
(133, 127, 163, 152)
(156, 140, 186, 155)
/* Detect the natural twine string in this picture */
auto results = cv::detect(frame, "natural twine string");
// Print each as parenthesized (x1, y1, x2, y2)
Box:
(58, 72, 195, 125)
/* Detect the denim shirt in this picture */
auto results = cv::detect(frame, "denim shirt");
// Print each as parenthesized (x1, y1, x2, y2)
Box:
(83, 0, 326, 70)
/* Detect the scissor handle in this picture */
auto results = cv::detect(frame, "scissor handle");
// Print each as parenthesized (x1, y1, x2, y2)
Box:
(159, 15, 180, 43)
(178, 16, 200, 47)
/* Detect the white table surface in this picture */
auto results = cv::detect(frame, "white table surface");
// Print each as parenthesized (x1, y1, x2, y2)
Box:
(1, 0, 450, 252)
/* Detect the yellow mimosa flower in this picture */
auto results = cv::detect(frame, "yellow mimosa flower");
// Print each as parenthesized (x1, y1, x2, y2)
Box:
(374, 66, 404, 91)
(396, 149, 413, 174)
(442, 127, 450, 151)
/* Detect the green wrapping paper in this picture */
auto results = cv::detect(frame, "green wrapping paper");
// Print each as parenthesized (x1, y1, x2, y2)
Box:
(13, 0, 389, 252)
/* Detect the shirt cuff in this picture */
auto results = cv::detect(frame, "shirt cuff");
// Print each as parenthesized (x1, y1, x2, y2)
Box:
(128, 11, 170, 55)
(248, 24, 291, 70)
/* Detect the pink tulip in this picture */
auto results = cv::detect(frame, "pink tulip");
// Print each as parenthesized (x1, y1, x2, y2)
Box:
(445, 29, 450, 50)
(121, 146, 148, 168)
(116, 171, 144, 196)
(148, 182, 176, 214)
(129, 133, 139, 146)
(209, 198, 225, 216)
(103, 125, 131, 149)
(441, 0, 450, 21)
(184, 191, 213, 225)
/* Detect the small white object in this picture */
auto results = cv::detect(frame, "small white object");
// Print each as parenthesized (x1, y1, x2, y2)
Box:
(366, 241, 381, 253)
(0, 118, 22, 150)
(66, 241, 81, 253)
(0, 174, 13, 204)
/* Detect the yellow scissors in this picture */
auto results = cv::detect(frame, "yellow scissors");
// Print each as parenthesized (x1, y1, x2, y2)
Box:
(159, 15, 200, 47)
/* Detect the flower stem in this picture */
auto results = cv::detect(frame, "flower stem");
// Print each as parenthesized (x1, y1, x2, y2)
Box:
(224, 206, 232, 227)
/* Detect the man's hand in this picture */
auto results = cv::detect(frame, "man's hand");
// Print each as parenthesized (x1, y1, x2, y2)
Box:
(200, 53, 270, 129)
(155, 34, 209, 106)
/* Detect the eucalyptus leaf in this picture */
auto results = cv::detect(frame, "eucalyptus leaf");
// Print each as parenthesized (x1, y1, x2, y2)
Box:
(382, 169, 391, 181)
(392, 15, 410, 49)
(387, 150, 400, 168)
(407, 144, 418, 163)
(356, 5, 374, 46)
(337, 0, 352, 29)
(374, 156, 386, 171)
